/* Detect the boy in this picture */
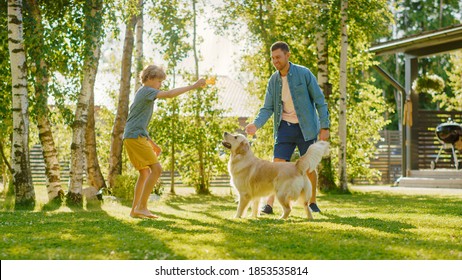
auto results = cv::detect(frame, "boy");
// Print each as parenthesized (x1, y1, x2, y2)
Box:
(123, 65, 206, 219)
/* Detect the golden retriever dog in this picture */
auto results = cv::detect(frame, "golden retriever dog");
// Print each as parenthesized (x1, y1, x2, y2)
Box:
(222, 132, 329, 220)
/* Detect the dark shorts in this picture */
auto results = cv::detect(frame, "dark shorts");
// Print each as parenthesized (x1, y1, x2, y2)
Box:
(274, 121, 316, 161)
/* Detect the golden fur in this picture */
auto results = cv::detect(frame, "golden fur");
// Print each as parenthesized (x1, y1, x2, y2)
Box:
(222, 132, 329, 220)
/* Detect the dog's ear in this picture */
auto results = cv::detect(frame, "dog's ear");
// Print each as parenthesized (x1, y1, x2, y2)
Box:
(235, 140, 249, 155)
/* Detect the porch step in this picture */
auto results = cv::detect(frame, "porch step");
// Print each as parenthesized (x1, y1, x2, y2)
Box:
(398, 169, 462, 188)
(398, 177, 462, 188)
(409, 169, 462, 179)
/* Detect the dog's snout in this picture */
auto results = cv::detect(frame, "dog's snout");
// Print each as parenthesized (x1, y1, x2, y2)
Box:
(224, 132, 229, 136)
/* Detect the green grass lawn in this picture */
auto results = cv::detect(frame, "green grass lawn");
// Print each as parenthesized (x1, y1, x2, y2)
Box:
(1, 185, 461, 260)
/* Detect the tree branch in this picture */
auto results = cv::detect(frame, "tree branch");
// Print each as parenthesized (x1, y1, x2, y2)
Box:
(0, 141, 13, 175)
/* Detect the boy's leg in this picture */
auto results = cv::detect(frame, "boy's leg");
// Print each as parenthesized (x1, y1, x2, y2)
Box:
(133, 163, 162, 218)
(125, 137, 161, 218)
(130, 168, 150, 217)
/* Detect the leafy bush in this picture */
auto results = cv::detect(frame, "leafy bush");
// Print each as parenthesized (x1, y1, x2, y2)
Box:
(412, 74, 445, 95)
(112, 174, 138, 201)
(112, 173, 164, 200)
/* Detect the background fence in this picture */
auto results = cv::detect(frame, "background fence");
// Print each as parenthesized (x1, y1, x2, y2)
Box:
(353, 130, 402, 185)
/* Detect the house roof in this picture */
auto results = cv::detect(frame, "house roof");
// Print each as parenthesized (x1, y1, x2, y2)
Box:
(369, 24, 462, 57)
(214, 75, 259, 118)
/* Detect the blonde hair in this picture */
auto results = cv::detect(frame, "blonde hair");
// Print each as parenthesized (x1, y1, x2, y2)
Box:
(139, 65, 166, 83)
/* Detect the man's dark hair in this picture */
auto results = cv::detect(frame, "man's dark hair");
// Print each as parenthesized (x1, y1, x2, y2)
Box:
(271, 41, 290, 53)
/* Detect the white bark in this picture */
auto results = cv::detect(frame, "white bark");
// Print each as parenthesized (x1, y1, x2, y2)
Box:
(69, 0, 103, 204)
(8, 0, 35, 207)
(85, 89, 107, 199)
(135, 0, 144, 91)
(192, 0, 199, 80)
(316, 2, 328, 89)
(26, 0, 64, 202)
(108, 5, 138, 189)
(338, 0, 348, 191)
(37, 113, 64, 201)
(315, 1, 336, 191)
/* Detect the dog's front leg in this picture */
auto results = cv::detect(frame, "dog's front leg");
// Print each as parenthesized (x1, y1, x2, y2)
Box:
(251, 199, 260, 218)
(235, 194, 251, 218)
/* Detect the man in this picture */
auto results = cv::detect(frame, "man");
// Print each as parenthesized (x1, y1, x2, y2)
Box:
(245, 41, 330, 214)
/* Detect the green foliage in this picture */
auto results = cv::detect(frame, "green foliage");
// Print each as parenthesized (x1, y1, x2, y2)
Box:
(112, 173, 137, 201)
(396, 0, 461, 34)
(94, 105, 116, 177)
(445, 51, 462, 111)
(412, 74, 445, 109)
(250, 117, 274, 161)
(179, 82, 234, 194)
(150, 0, 192, 70)
(23, 0, 87, 81)
(0, 0, 12, 152)
(412, 74, 445, 95)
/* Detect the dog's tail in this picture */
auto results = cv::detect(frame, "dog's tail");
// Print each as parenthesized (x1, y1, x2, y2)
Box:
(295, 141, 329, 174)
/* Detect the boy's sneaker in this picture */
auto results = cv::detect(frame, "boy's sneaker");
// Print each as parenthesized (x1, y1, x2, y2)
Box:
(309, 203, 321, 213)
(261, 204, 274, 214)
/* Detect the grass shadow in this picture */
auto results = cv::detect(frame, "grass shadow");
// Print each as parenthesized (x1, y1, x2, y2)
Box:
(320, 213, 415, 233)
(0, 209, 184, 260)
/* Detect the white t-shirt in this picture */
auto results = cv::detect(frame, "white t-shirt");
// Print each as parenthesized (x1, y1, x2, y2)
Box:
(281, 76, 299, 123)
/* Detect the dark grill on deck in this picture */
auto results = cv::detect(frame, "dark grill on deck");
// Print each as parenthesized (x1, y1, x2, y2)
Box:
(431, 118, 462, 170)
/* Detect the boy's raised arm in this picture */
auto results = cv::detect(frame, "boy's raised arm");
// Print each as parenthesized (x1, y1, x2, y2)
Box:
(157, 78, 206, 98)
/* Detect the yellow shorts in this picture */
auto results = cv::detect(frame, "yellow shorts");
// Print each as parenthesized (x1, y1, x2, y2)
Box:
(124, 136, 159, 170)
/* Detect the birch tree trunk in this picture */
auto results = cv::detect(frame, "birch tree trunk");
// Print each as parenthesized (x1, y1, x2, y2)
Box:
(338, 0, 348, 191)
(170, 98, 179, 194)
(107, 4, 139, 189)
(85, 68, 106, 201)
(82, 1, 106, 202)
(191, 0, 207, 194)
(8, 0, 35, 209)
(316, 31, 328, 88)
(315, 2, 336, 191)
(68, 0, 104, 206)
(192, 0, 199, 79)
(134, 0, 144, 92)
(26, 0, 64, 203)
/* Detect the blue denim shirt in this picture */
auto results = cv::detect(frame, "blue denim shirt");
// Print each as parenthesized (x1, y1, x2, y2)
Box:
(253, 62, 330, 141)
